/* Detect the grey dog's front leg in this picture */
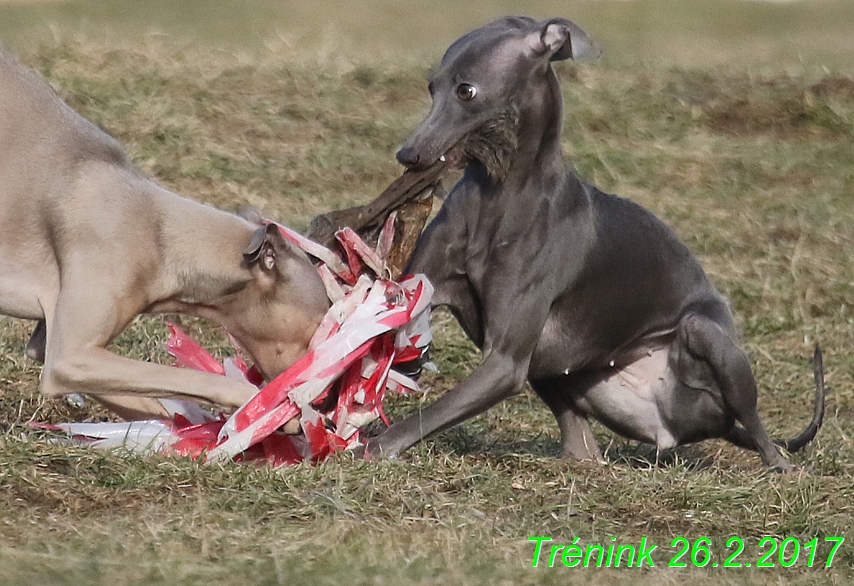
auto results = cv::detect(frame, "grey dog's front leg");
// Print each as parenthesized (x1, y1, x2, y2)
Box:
(367, 350, 529, 457)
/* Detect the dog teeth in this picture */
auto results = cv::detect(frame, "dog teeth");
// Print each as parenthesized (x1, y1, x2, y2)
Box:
(439, 155, 446, 162)
(609, 360, 615, 367)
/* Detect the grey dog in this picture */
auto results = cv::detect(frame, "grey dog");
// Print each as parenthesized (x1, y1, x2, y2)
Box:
(364, 16, 824, 470)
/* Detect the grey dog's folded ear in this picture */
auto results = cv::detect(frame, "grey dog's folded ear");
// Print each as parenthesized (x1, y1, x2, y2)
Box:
(531, 17, 600, 62)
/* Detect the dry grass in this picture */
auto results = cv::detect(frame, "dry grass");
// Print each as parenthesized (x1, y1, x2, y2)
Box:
(1, 0, 854, 67)
(1, 2, 854, 585)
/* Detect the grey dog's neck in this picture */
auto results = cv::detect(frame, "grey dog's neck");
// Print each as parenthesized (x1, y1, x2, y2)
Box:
(469, 68, 570, 202)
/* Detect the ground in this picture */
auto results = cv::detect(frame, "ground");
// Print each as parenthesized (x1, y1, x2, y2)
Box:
(0, 1, 853, 585)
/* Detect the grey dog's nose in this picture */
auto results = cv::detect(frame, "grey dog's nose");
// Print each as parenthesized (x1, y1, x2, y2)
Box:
(396, 146, 421, 168)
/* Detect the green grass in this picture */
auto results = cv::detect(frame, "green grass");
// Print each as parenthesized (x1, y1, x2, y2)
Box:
(1, 1, 854, 584)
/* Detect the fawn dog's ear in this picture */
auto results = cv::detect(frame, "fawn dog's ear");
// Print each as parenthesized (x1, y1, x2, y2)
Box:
(242, 224, 295, 290)
(528, 17, 600, 62)
(243, 224, 275, 268)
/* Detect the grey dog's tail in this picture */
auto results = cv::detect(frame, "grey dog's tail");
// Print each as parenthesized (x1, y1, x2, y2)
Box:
(727, 345, 826, 454)
(774, 345, 826, 453)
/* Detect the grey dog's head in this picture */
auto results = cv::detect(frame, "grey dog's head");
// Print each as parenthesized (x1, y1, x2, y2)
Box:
(396, 16, 599, 179)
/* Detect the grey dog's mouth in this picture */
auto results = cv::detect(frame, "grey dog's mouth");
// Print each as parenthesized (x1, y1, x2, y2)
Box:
(417, 108, 519, 179)
(437, 109, 520, 180)
(438, 145, 467, 171)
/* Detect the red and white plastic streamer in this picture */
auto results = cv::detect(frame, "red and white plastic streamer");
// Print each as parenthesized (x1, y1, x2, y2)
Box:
(37, 214, 433, 465)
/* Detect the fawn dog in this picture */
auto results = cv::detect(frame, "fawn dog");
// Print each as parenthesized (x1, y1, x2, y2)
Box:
(0, 46, 329, 420)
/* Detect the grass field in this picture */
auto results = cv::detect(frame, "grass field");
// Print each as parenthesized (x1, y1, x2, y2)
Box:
(1, 1, 854, 584)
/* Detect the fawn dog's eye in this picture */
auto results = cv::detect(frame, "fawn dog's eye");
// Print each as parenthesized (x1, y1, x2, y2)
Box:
(456, 83, 477, 101)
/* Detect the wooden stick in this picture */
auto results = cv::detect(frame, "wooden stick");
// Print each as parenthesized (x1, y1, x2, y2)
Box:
(306, 159, 450, 278)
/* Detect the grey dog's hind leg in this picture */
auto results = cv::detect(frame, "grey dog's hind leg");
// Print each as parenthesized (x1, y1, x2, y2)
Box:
(725, 345, 825, 455)
(530, 378, 605, 462)
(676, 313, 792, 471)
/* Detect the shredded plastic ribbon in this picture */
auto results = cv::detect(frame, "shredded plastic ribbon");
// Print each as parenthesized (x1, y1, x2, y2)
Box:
(36, 214, 433, 465)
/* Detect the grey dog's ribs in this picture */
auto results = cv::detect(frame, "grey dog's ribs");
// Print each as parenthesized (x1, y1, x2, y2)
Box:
(306, 159, 450, 279)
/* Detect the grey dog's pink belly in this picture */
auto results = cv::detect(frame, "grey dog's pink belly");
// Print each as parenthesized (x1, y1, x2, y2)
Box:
(573, 346, 681, 449)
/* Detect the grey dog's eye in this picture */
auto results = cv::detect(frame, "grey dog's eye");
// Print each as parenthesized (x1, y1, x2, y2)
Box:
(456, 83, 477, 101)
